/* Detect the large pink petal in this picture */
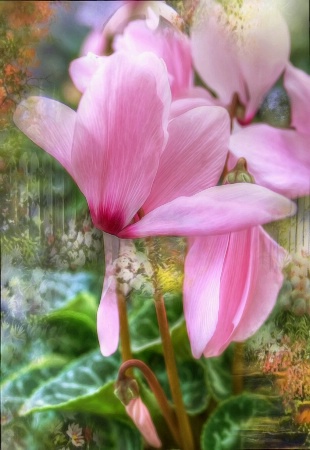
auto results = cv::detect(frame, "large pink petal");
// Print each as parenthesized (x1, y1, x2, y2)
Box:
(238, 3, 290, 121)
(97, 234, 120, 356)
(191, 1, 246, 107)
(13, 97, 76, 178)
(284, 63, 310, 135)
(203, 227, 285, 357)
(191, 1, 290, 122)
(114, 19, 192, 97)
(69, 54, 106, 93)
(230, 228, 286, 343)
(184, 234, 229, 358)
(71, 51, 171, 234)
(143, 106, 229, 213)
(229, 124, 310, 198)
(119, 184, 296, 239)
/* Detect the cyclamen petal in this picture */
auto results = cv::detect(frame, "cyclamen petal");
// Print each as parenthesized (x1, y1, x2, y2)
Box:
(97, 234, 120, 357)
(69, 53, 106, 93)
(114, 19, 192, 97)
(229, 124, 310, 199)
(191, 0, 290, 122)
(13, 97, 76, 179)
(229, 228, 286, 344)
(203, 227, 286, 357)
(284, 63, 310, 135)
(184, 234, 229, 358)
(71, 51, 171, 234)
(184, 227, 286, 359)
(120, 184, 296, 239)
(143, 105, 230, 212)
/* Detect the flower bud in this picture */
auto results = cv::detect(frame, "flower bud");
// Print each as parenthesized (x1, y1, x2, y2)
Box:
(114, 376, 139, 406)
(223, 157, 255, 184)
(126, 397, 162, 448)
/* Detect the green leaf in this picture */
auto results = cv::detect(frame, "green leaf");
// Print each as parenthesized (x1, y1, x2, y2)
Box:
(107, 419, 143, 450)
(205, 346, 234, 401)
(143, 354, 210, 414)
(1, 355, 68, 421)
(129, 292, 183, 353)
(19, 350, 125, 418)
(201, 394, 271, 450)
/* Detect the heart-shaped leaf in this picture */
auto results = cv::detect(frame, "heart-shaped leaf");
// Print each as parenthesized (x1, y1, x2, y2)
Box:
(19, 350, 125, 418)
(201, 393, 271, 450)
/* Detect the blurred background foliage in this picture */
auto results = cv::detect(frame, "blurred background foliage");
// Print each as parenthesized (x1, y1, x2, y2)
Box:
(1, 1, 309, 449)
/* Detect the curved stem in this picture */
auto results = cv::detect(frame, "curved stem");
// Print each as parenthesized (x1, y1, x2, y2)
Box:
(118, 359, 181, 446)
(154, 292, 195, 450)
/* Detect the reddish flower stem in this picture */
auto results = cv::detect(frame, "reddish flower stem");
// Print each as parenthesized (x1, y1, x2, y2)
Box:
(118, 359, 181, 446)
(117, 291, 133, 369)
(154, 292, 195, 450)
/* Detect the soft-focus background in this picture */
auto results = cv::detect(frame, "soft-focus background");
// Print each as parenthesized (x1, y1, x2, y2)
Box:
(1, 1, 309, 449)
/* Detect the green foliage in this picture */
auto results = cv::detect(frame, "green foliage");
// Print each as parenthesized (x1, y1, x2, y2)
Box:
(204, 346, 234, 401)
(201, 394, 272, 450)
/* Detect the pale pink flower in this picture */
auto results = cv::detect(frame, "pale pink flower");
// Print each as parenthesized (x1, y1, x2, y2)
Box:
(66, 423, 85, 447)
(191, 0, 290, 123)
(114, 19, 192, 98)
(126, 397, 162, 448)
(14, 51, 295, 358)
(79, 0, 183, 56)
(227, 63, 310, 199)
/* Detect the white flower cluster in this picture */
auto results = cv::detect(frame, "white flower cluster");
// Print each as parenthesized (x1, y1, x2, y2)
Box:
(113, 241, 153, 296)
(49, 217, 103, 269)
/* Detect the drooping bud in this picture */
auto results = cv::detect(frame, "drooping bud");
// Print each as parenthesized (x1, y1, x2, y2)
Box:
(223, 157, 255, 185)
(114, 376, 139, 406)
(126, 397, 162, 448)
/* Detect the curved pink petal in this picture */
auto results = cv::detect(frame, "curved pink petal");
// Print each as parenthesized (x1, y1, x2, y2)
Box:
(71, 51, 171, 234)
(170, 95, 221, 119)
(126, 398, 162, 448)
(184, 234, 229, 358)
(143, 106, 230, 212)
(230, 228, 286, 343)
(203, 227, 285, 357)
(191, 1, 290, 122)
(13, 97, 76, 178)
(191, 1, 245, 107)
(101, 1, 182, 52)
(114, 19, 192, 97)
(69, 54, 106, 93)
(238, 4, 290, 121)
(119, 184, 296, 239)
(97, 234, 120, 356)
(229, 124, 310, 198)
(284, 63, 310, 135)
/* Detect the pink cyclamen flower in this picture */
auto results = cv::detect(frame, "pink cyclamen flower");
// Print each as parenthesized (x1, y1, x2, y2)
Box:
(114, 19, 192, 99)
(191, 0, 290, 123)
(79, 0, 183, 56)
(126, 397, 162, 448)
(228, 63, 310, 199)
(14, 51, 295, 358)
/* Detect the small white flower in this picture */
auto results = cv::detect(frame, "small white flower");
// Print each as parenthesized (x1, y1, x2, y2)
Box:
(66, 422, 85, 447)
